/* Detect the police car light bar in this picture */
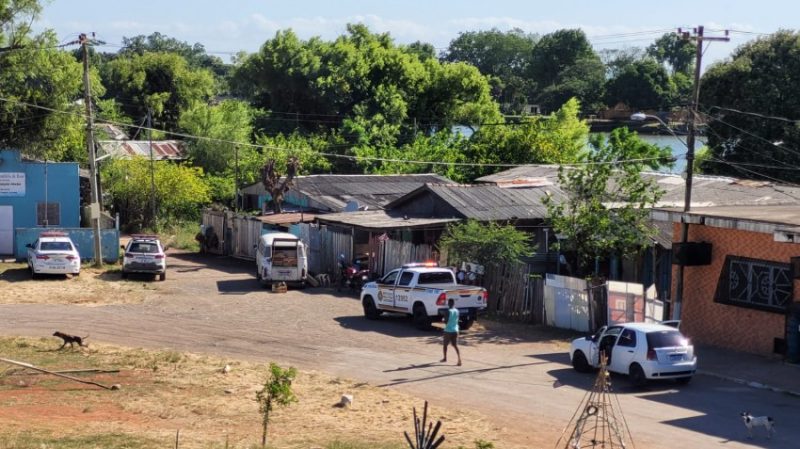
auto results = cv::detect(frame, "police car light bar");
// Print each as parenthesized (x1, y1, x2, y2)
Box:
(39, 231, 68, 237)
(131, 234, 160, 240)
(402, 261, 439, 268)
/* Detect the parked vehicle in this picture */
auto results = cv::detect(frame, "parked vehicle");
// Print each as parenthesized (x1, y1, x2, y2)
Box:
(26, 231, 81, 277)
(121, 234, 167, 281)
(569, 322, 697, 386)
(337, 254, 371, 292)
(255, 232, 308, 288)
(360, 262, 488, 330)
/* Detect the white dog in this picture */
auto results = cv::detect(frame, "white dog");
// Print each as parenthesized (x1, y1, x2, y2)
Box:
(741, 412, 775, 439)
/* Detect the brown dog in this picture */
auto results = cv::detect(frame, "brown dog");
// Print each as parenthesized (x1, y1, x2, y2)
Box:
(53, 331, 88, 350)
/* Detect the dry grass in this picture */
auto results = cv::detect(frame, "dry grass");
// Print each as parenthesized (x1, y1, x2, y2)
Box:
(0, 337, 501, 449)
(0, 263, 155, 306)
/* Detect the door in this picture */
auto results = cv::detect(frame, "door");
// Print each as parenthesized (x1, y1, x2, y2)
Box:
(377, 270, 399, 307)
(594, 326, 622, 366)
(611, 328, 639, 374)
(393, 271, 415, 308)
(0, 206, 12, 255)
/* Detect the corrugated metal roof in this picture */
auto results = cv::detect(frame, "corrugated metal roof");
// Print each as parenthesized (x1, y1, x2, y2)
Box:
(393, 184, 564, 221)
(257, 212, 317, 225)
(317, 210, 458, 230)
(478, 164, 800, 208)
(241, 174, 452, 211)
(97, 140, 187, 160)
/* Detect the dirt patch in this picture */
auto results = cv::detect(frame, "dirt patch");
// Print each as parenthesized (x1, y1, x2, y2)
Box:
(0, 337, 506, 449)
(0, 263, 157, 306)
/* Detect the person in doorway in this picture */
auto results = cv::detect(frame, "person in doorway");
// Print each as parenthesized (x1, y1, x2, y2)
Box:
(441, 298, 462, 366)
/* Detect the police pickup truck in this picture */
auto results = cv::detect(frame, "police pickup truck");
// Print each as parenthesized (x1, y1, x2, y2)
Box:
(360, 263, 488, 330)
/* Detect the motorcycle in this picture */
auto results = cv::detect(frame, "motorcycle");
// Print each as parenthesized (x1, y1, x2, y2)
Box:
(337, 255, 371, 292)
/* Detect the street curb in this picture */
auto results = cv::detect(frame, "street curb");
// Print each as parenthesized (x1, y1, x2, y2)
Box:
(697, 370, 800, 397)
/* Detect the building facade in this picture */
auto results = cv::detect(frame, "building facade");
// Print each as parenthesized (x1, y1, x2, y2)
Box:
(0, 150, 80, 255)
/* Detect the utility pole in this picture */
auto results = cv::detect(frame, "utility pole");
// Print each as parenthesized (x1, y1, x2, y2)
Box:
(672, 26, 729, 319)
(147, 108, 156, 229)
(80, 33, 103, 268)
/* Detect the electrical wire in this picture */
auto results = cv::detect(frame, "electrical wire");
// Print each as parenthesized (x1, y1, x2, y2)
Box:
(704, 104, 799, 124)
(0, 95, 674, 169)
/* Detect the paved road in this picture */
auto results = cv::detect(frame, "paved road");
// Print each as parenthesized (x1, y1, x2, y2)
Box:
(1, 252, 796, 448)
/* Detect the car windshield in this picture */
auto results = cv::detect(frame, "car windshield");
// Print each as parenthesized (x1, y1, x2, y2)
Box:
(40, 241, 72, 251)
(417, 272, 454, 285)
(129, 242, 160, 253)
(646, 330, 687, 348)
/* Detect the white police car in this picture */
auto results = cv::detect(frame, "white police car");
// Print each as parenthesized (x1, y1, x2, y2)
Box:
(26, 231, 81, 278)
(121, 234, 167, 281)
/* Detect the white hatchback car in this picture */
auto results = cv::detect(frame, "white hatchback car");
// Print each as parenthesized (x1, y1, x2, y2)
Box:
(121, 235, 167, 281)
(569, 322, 697, 386)
(26, 232, 81, 277)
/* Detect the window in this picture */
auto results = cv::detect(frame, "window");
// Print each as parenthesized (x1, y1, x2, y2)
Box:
(646, 330, 687, 349)
(714, 255, 792, 313)
(129, 242, 159, 253)
(617, 329, 637, 348)
(36, 202, 60, 226)
(380, 270, 399, 285)
(397, 272, 415, 287)
(418, 272, 454, 285)
(40, 241, 73, 251)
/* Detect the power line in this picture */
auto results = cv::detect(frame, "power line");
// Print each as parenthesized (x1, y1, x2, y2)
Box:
(0, 95, 673, 169)
(704, 104, 799, 124)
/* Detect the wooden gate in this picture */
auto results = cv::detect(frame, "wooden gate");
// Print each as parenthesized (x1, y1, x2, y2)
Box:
(482, 262, 544, 323)
(231, 215, 262, 260)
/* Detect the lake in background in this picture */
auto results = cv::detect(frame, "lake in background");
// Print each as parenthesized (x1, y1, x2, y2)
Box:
(591, 133, 707, 175)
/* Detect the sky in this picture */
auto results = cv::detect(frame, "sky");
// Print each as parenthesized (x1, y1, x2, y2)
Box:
(36, 0, 796, 67)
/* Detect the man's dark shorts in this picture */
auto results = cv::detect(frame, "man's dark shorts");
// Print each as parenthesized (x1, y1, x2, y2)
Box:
(443, 331, 459, 346)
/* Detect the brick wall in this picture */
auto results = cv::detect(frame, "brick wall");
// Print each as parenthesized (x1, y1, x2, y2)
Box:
(673, 223, 800, 356)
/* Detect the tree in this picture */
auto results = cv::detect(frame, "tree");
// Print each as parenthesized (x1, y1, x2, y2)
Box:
(647, 33, 695, 75)
(261, 157, 300, 214)
(179, 99, 254, 175)
(528, 29, 605, 113)
(439, 220, 534, 267)
(231, 25, 501, 138)
(101, 157, 211, 230)
(0, 2, 91, 161)
(101, 52, 216, 132)
(256, 363, 297, 447)
(119, 32, 227, 76)
(699, 31, 800, 182)
(443, 28, 538, 112)
(599, 47, 645, 79)
(604, 59, 674, 110)
(544, 128, 671, 276)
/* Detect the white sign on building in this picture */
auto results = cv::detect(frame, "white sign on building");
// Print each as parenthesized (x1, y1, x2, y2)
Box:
(0, 172, 25, 196)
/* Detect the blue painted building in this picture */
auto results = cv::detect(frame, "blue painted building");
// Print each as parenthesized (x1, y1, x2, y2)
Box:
(0, 149, 81, 256)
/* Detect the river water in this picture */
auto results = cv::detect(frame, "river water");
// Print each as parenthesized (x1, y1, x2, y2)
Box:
(591, 133, 707, 174)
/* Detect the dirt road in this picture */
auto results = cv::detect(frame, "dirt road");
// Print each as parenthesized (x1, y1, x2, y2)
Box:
(1, 252, 797, 448)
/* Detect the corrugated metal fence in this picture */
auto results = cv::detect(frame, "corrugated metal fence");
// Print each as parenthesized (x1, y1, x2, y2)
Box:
(231, 215, 262, 260)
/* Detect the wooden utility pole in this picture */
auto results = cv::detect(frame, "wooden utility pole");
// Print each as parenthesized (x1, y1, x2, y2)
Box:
(80, 33, 103, 268)
(147, 108, 157, 229)
(672, 26, 729, 319)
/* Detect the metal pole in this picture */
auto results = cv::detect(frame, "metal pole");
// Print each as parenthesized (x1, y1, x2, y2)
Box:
(81, 34, 103, 267)
(148, 108, 156, 230)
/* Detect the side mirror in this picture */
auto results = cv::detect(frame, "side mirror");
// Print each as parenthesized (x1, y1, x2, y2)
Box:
(25, 243, 33, 249)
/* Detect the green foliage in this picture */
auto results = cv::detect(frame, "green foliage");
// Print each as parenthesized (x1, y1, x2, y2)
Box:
(0, 23, 92, 160)
(647, 33, 695, 75)
(443, 28, 538, 112)
(528, 29, 605, 113)
(439, 220, 534, 267)
(179, 99, 254, 174)
(232, 25, 501, 140)
(544, 128, 670, 275)
(699, 30, 800, 182)
(101, 157, 211, 230)
(466, 98, 589, 179)
(119, 32, 228, 77)
(101, 51, 216, 132)
(0, 432, 156, 449)
(605, 59, 675, 110)
(256, 363, 298, 447)
(255, 132, 334, 176)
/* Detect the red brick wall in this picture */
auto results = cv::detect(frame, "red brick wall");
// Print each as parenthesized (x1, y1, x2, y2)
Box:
(673, 223, 800, 356)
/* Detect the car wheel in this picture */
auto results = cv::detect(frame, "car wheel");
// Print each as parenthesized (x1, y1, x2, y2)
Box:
(412, 304, 432, 330)
(121, 271, 128, 279)
(628, 363, 647, 387)
(676, 376, 692, 385)
(363, 296, 381, 320)
(30, 265, 38, 280)
(460, 318, 475, 331)
(572, 350, 591, 373)
(159, 272, 166, 281)
(73, 271, 80, 277)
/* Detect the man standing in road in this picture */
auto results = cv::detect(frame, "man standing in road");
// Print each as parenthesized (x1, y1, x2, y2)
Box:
(441, 298, 462, 366)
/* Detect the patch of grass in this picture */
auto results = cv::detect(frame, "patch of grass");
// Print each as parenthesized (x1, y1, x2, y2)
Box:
(0, 432, 157, 449)
(160, 221, 200, 252)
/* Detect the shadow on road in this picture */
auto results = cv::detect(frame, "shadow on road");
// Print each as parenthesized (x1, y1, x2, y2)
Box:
(168, 251, 253, 276)
(334, 315, 431, 338)
(0, 267, 34, 282)
(377, 360, 550, 387)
